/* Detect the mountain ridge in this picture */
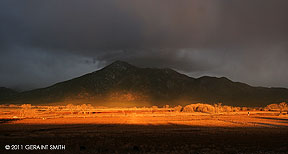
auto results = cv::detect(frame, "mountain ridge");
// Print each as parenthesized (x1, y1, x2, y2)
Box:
(0, 87, 18, 100)
(1, 61, 288, 107)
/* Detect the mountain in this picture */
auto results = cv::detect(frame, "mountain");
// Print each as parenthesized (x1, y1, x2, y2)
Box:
(0, 87, 18, 100)
(1, 61, 288, 107)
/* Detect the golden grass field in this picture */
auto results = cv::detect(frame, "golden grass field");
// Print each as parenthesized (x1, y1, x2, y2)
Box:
(1, 104, 288, 153)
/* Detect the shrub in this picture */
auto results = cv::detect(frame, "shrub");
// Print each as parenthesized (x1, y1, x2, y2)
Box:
(265, 102, 288, 112)
(222, 106, 232, 112)
(21, 104, 32, 109)
(183, 104, 194, 112)
(151, 106, 158, 112)
(66, 104, 75, 114)
(265, 103, 280, 111)
(232, 107, 241, 112)
(174, 105, 183, 112)
(163, 105, 169, 108)
(241, 107, 248, 111)
(214, 103, 222, 113)
(20, 104, 33, 117)
(151, 106, 158, 109)
(279, 102, 288, 112)
(183, 103, 215, 113)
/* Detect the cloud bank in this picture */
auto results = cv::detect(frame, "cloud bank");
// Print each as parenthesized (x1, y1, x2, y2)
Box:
(0, 0, 288, 90)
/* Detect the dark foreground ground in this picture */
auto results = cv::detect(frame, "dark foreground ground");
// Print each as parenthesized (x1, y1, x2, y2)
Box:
(1, 123, 288, 154)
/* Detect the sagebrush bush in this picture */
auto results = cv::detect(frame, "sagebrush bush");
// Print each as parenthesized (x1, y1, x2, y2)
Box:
(222, 106, 232, 112)
(182, 103, 245, 113)
(183, 104, 194, 112)
(174, 105, 183, 112)
(183, 103, 215, 113)
(265, 102, 287, 112)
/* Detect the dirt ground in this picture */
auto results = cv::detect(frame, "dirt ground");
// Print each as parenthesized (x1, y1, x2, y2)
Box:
(1, 111, 288, 154)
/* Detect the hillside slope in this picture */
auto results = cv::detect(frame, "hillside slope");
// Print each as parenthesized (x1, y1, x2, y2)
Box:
(0, 87, 18, 100)
(1, 61, 288, 107)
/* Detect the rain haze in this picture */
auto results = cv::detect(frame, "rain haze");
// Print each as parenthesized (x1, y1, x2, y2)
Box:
(0, 0, 288, 91)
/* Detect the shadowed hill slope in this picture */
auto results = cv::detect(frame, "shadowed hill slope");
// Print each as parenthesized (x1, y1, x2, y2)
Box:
(0, 87, 18, 100)
(1, 61, 288, 107)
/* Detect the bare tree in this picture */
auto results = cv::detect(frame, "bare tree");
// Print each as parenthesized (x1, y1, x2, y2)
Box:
(279, 102, 287, 114)
(20, 104, 32, 117)
(66, 104, 75, 114)
(81, 104, 88, 115)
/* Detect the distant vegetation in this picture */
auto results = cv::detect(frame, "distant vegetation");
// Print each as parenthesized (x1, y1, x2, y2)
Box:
(182, 102, 287, 113)
(1, 102, 287, 119)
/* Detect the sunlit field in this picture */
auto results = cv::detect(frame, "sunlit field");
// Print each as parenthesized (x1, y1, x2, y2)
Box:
(1, 103, 288, 153)
(0, 103, 288, 127)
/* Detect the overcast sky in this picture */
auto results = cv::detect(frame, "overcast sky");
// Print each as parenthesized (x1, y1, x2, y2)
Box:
(1, 0, 288, 91)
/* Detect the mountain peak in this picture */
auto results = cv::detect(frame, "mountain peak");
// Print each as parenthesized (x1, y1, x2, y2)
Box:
(110, 60, 131, 65)
(2, 61, 288, 107)
(104, 61, 136, 71)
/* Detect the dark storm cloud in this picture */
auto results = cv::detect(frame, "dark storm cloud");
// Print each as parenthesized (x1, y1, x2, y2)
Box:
(0, 0, 288, 89)
(2, 0, 287, 51)
(0, 48, 101, 91)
